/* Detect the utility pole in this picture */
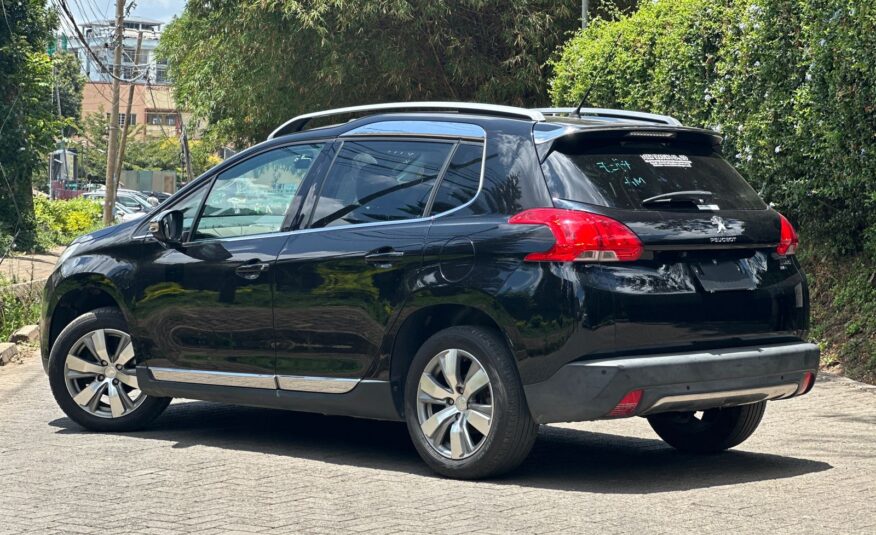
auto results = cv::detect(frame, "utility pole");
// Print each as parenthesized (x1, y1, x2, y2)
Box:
(103, 0, 125, 226)
(114, 31, 144, 194)
(582, 0, 589, 29)
(179, 117, 194, 183)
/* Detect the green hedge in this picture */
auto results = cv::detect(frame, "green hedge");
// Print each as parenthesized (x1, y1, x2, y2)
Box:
(550, 0, 876, 257)
(32, 196, 103, 250)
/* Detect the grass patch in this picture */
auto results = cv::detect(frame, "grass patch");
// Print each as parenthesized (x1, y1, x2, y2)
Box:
(799, 245, 876, 384)
(0, 278, 41, 343)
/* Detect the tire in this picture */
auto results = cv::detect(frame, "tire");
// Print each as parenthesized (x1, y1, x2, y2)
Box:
(48, 307, 171, 432)
(647, 401, 767, 454)
(404, 326, 537, 479)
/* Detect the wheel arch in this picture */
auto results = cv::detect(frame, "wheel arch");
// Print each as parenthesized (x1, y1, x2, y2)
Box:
(385, 299, 522, 417)
(43, 275, 128, 362)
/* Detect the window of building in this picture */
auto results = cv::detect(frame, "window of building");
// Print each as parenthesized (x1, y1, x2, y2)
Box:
(147, 112, 177, 126)
(105, 113, 136, 126)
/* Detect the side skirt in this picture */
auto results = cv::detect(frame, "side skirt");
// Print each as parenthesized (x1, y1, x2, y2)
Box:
(137, 368, 403, 422)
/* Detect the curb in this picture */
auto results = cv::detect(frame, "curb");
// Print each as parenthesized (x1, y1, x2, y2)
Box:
(3, 278, 48, 298)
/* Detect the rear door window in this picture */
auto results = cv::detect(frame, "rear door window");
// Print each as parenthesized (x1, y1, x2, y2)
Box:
(309, 140, 453, 228)
(428, 143, 483, 215)
(541, 141, 766, 210)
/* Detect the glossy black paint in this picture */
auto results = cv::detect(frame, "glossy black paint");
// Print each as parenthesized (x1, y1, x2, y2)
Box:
(41, 110, 811, 422)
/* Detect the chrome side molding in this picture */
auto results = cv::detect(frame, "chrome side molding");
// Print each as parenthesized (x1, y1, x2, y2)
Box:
(276, 375, 359, 394)
(147, 367, 362, 394)
(149, 367, 278, 389)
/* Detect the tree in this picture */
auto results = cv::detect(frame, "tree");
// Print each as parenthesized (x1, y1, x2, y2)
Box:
(159, 0, 580, 144)
(52, 51, 86, 136)
(0, 0, 62, 252)
(71, 112, 219, 183)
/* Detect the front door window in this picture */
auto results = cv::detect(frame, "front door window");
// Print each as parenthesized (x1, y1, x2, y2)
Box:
(194, 144, 324, 239)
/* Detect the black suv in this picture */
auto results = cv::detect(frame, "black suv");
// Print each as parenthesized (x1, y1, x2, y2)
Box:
(42, 102, 819, 479)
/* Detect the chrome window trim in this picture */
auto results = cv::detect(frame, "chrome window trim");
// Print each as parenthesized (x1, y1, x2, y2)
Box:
(268, 101, 544, 139)
(294, 137, 486, 234)
(341, 120, 486, 141)
(135, 137, 486, 242)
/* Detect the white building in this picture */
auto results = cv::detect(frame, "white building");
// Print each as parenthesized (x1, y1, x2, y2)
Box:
(69, 17, 169, 85)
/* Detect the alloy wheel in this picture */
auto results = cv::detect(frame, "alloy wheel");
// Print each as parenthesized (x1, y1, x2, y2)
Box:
(63, 328, 145, 418)
(416, 348, 493, 460)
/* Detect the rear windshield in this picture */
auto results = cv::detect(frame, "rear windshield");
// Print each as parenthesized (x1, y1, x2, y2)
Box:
(541, 141, 766, 210)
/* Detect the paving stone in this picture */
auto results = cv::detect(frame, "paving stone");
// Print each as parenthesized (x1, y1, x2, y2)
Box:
(9, 324, 39, 344)
(0, 349, 874, 533)
(0, 343, 17, 365)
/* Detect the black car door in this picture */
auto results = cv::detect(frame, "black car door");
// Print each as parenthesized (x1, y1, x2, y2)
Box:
(131, 142, 327, 383)
(272, 138, 456, 392)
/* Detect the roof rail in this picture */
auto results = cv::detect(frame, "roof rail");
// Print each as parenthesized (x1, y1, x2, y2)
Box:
(267, 102, 546, 139)
(532, 107, 682, 126)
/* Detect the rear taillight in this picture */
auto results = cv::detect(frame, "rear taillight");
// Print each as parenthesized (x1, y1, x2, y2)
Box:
(776, 213, 798, 256)
(795, 371, 815, 396)
(508, 208, 643, 262)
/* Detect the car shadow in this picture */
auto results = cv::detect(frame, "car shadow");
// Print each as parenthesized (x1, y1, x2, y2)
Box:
(49, 400, 831, 494)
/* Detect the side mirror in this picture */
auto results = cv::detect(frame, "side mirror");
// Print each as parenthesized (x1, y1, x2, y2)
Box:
(148, 210, 184, 246)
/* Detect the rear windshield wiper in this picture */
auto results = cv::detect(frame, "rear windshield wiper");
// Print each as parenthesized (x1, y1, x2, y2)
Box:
(641, 190, 714, 207)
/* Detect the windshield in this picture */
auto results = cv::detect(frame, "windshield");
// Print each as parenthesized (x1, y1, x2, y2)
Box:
(541, 141, 766, 211)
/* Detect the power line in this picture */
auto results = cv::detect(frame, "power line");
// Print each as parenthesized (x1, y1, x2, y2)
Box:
(55, 0, 148, 84)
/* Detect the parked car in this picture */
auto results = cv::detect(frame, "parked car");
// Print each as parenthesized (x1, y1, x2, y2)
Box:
(83, 190, 154, 213)
(113, 203, 145, 223)
(141, 190, 172, 203)
(42, 102, 818, 479)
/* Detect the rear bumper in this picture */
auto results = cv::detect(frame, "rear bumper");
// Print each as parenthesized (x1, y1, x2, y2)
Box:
(524, 342, 819, 424)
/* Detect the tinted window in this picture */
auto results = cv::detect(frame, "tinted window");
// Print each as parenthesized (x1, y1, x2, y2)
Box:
(172, 184, 208, 241)
(541, 142, 766, 210)
(194, 144, 323, 239)
(310, 140, 452, 228)
(429, 143, 482, 214)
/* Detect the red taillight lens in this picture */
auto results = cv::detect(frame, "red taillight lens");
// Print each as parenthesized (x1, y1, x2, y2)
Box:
(795, 371, 815, 396)
(607, 389, 643, 418)
(508, 208, 643, 262)
(776, 213, 798, 256)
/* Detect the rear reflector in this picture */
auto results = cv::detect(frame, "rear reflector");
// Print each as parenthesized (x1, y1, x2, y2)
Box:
(776, 212, 799, 256)
(607, 389, 643, 418)
(509, 208, 643, 262)
(795, 371, 815, 396)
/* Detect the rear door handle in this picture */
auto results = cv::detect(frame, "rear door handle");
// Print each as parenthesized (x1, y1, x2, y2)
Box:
(235, 262, 270, 280)
(364, 249, 404, 267)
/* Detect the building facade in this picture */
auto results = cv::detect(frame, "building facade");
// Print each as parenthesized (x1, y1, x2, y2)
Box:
(70, 17, 168, 85)
(68, 17, 194, 140)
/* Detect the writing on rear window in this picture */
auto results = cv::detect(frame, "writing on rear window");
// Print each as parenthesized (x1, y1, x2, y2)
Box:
(596, 159, 632, 173)
(641, 154, 692, 168)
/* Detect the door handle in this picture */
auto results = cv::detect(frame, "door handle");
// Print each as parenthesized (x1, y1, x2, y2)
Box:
(235, 262, 270, 280)
(364, 249, 404, 267)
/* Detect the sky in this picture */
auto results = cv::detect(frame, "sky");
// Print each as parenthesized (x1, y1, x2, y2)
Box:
(68, 0, 187, 25)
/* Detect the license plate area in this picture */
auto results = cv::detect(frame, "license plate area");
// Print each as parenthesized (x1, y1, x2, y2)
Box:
(692, 260, 757, 292)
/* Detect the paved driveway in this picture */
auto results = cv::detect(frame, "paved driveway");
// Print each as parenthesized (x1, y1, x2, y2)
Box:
(1, 349, 874, 534)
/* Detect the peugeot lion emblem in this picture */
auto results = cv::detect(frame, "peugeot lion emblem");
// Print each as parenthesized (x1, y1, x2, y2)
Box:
(711, 215, 728, 234)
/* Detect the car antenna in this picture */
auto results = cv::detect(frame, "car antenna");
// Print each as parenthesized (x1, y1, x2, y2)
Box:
(573, 34, 622, 117)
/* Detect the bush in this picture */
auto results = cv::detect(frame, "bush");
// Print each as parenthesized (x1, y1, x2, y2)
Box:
(549, 0, 876, 258)
(0, 283, 41, 343)
(32, 196, 103, 249)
